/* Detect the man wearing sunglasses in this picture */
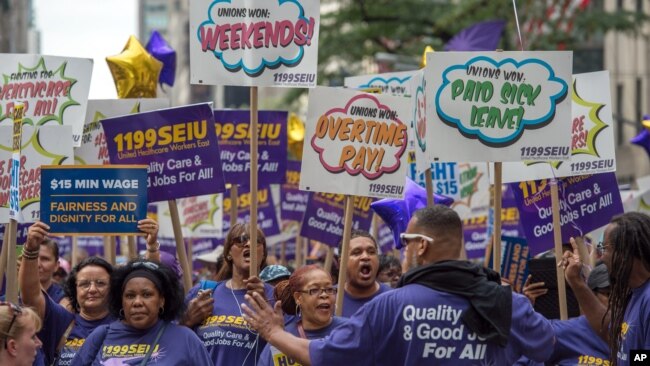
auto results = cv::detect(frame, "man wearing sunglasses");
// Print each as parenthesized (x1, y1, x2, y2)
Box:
(242, 205, 554, 365)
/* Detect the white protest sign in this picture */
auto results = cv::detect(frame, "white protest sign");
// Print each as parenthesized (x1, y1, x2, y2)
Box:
(189, 0, 320, 87)
(500, 71, 615, 183)
(425, 51, 572, 162)
(344, 71, 414, 96)
(74, 99, 170, 165)
(177, 194, 224, 238)
(0, 54, 93, 147)
(0, 125, 73, 223)
(300, 87, 410, 199)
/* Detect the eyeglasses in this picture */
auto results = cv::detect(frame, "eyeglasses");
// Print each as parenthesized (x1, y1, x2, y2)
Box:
(232, 234, 264, 247)
(399, 233, 434, 248)
(132, 261, 159, 271)
(76, 279, 109, 290)
(0, 302, 23, 348)
(298, 287, 337, 296)
(596, 241, 612, 256)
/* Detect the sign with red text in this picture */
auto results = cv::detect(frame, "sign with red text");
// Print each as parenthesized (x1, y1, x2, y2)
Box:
(189, 0, 320, 87)
(75, 99, 169, 165)
(300, 87, 410, 199)
(0, 55, 93, 147)
(0, 125, 73, 223)
(500, 71, 616, 182)
(177, 194, 223, 238)
(425, 51, 572, 162)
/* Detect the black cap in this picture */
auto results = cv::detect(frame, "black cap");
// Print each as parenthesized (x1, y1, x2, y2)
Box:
(587, 263, 610, 291)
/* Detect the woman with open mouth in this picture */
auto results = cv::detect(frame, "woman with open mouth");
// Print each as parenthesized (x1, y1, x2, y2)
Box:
(257, 264, 345, 366)
(182, 223, 273, 366)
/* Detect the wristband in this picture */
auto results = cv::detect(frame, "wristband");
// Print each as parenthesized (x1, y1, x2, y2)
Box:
(147, 241, 161, 252)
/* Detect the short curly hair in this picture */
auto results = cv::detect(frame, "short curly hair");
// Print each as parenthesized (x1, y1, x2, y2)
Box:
(108, 260, 184, 323)
(64, 257, 113, 312)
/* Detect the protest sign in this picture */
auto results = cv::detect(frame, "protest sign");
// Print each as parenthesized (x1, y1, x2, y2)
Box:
(214, 110, 287, 184)
(499, 236, 529, 292)
(0, 55, 92, 147)
(463, 192, 523, 260)
(501, 71, 616, 182)
(219, 185, 281, 241)
(409, 70, 429, 173)
(376, 219, 396, 254)
(101, 103, 226, 202)
(189, 0, 320, 87)
(0, 125, 73, 223)
(300, 87, 410, 199)
(344, 71, 414, 96)
(425, 51, 572, 162)
(408, 153, 490, 219)
(75, 99, 170, 165)
(299, 192, 373, 247)
(176, 194, 223, 238)
(281, 160, 308, 221)
(40, 166, 148, 235)
(511, 173, 623, 256)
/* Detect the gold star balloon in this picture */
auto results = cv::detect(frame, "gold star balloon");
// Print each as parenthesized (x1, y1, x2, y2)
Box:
(420, 45, 435, 68)
(288, 112, 305, 160)
(106, 35, 162, 98)
(642, 114, 650, 131)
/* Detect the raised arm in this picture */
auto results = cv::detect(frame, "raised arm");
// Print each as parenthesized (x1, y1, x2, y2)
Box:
(139, 218, 160, 262)
(242, 292, 311, 365)
(19, 222, 48, 320)
(562, 237, 609, 341)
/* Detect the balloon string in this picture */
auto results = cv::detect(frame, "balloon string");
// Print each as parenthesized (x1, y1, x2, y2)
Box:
(512, 0, 525, 51)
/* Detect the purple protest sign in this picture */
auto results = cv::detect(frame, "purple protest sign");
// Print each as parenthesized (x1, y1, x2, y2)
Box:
(220, 186, 281, 241)
(300, 192, 374, 247)
(377, 220, 396, 253)
(214, 110, 287, 185)
(511, 172, 623, 256)
(101, 103, 226, 202)
(281, 160, 308, 221)
(463, 185, 523, 260)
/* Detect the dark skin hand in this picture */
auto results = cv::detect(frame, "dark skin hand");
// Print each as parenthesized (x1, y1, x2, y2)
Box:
(244, 276, 266, 299)
(181, 289, 214, 328)
(522, 275, 548, 306)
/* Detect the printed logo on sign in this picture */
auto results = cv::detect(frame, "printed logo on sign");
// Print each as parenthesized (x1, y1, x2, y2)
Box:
(414, 77, 426, 152)
(0, 57, 77, 123)
(197, 0, 316, 77)
(311, 94, 407, 180)
(435, 56, 568, 147)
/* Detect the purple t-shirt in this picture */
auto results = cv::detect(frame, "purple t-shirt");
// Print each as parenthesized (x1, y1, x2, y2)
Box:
(70, 320, 211, 365)
(514, 315, 610, 366)
(258, 316, 346, 366)
(37, 291, 114, 366)
(192, 281, 275, 366)
(309, 284, 554, 365)
(47, 282, 66, 304)
(617, 279, 650, 365)
(341, 282, 392, 317)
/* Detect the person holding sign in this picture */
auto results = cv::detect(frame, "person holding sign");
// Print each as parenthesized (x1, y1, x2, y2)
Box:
(257, 265, 345, 366)
(181, 223, 272, 366)
(20, 219, 161, 366)
(515, 263, 611, 366)
(70, 260, 211, 365)
(241, 205, 554, 365)
(562, 212, 650, 366)
(338, 230, 391, 317)
(0, 302, 42, 366)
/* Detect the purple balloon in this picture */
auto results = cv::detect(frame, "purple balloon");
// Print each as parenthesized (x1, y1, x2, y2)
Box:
(371, 177, 453, 249)
(444, 20, 506, 52)
(146, 30, 176, 87)
(631, 128, 650, 161)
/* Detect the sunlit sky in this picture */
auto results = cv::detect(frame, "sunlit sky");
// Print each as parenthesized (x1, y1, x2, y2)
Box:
(34, 0, 139, 99)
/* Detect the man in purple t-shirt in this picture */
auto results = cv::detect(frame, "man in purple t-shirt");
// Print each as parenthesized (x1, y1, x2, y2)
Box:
(243, 205, 555, 365)
(562, 212, 650, 366)
(338, 230, 392, 317)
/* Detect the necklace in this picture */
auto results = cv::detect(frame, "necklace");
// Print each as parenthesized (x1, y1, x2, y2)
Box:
(229, 280, 255, 333)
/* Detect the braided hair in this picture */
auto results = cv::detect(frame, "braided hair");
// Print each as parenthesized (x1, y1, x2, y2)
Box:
(606, 212, 650, 365)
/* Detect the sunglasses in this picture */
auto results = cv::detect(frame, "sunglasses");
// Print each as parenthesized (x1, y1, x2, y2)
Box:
(0, 302, 23, 348)
(133, 261, 159, 271)
(596, 241, 612, 256)
(232, 234, 264, 247)
(399, 233, 435, 248)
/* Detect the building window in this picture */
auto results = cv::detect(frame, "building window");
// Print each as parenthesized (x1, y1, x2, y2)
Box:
(617, 0, 624, 10)
(638, 0, 644, 12)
